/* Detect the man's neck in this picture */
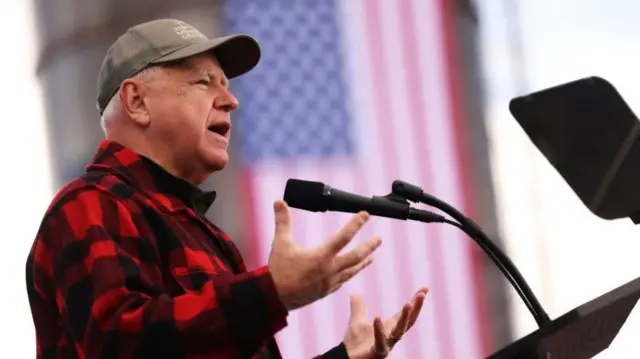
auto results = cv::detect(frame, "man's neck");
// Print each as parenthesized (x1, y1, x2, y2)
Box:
(105, 137, 208, 186)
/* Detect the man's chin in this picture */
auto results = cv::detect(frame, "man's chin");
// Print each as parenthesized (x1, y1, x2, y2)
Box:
(201, 150, 229, 172)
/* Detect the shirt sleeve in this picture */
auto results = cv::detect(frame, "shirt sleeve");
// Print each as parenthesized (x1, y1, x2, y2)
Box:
(316, 343, 350, 359)
(30, 186, 289, 358)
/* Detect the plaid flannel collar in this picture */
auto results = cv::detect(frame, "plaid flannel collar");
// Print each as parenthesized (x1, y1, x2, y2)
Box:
(86, 140, 216, 216)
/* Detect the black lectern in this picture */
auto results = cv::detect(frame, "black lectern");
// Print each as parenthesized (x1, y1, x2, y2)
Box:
(487, 276, 640, 358)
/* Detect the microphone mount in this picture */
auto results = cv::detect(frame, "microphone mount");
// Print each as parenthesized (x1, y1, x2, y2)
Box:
(391, 180, 552, 328)
(369, 192, 451, 224)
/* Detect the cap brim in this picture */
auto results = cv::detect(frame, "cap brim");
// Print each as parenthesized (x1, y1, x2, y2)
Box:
(150, 34, 261, 79)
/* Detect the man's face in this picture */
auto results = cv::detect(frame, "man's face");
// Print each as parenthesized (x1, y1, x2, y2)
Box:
(140, 54, 239, 179)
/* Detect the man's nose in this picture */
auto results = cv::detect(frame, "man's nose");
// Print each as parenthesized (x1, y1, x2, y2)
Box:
(214, 88, 239, 112)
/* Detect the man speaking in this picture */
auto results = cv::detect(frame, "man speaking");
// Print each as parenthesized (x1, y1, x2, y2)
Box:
(25, 19, 428, 358)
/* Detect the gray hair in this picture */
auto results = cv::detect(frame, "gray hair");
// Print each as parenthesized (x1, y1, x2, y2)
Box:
(100, 94, 118, 134)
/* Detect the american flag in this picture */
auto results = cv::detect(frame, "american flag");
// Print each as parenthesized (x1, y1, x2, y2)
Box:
(223, 0, 488, 357)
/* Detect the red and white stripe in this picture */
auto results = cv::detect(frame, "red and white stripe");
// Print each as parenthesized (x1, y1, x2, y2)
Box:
(243, 0, 489, 357)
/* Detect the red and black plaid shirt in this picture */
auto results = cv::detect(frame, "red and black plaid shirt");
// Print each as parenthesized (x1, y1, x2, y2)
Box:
(26, 140, 348, 359)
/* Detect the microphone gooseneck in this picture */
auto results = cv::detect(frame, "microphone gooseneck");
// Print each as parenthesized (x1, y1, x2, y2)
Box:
(392, 180, 552, 328)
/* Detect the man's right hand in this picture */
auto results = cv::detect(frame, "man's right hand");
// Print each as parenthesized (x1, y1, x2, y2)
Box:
(268, 200, 382, 311)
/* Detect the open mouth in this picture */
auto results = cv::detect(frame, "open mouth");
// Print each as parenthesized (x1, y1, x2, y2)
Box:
(207, 122, 231, 136)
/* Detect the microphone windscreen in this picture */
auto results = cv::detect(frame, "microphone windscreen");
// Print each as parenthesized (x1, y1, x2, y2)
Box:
(283, 179, 326, 211)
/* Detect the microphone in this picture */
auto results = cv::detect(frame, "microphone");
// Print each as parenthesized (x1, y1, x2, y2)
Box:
(283, 179, 446, 223)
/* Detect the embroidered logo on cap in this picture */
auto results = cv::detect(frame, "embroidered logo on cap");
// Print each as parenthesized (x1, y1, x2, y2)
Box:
(172, 21, 206, 40)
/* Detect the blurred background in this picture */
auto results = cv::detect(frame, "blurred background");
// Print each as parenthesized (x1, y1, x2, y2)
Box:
(3, 0, 640, 357)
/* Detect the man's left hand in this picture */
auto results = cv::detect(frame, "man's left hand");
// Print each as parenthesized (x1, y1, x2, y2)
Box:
(342, 287, 428, 358)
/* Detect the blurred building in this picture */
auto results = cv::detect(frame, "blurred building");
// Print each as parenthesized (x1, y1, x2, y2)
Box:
(453, 0, 513, 350)
(33, 0, 512, 354)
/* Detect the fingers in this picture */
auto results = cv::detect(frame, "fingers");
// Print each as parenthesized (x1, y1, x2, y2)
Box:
(273, 200, 292, 241)
(326, 255, 374, 295)
(406, 288, 428, 328)
(334, 236, 382, 272)
(337, 254, 374, 285)
(388, 303, 412, 347)
(373, 317, 390, 357)
(323, 211, 370, 255)
(349, 294, 367, 324)
(380, 286, 429, 349)
(370, 287, 429, 357)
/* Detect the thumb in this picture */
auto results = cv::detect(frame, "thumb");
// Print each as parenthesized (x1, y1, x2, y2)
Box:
(273, 200, 292, 242)
(349, 294, 367, 324)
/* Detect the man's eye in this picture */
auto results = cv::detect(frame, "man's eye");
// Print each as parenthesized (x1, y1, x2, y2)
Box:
(196, 79, 210, 85)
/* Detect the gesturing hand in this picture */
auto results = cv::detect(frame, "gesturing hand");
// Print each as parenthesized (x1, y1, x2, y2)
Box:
(268, 200, 382, 311)
(343, 288, 428, 359)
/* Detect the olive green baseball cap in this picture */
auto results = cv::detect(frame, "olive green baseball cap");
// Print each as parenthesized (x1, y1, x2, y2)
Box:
(96, 19, 260, 114)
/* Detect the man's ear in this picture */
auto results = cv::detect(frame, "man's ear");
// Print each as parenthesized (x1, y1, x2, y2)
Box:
(120, 79, 151, 127)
